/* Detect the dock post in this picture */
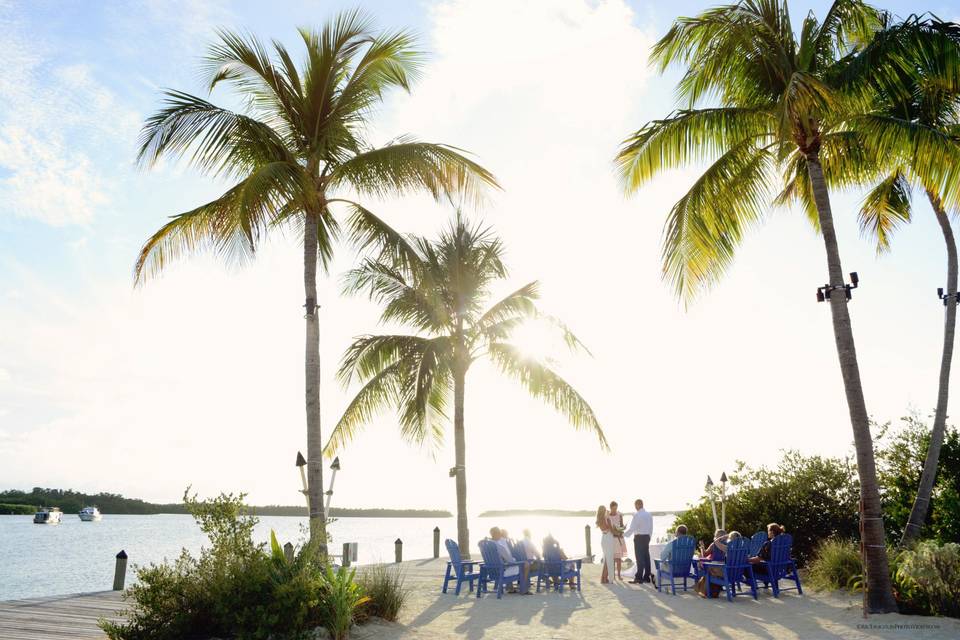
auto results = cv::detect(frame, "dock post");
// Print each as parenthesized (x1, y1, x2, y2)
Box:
(584, 525, 593, 563)
(395, 538, 403, 563)
(113, 550, 128, 590)
(433, 527, 440, 558)
(342, 542, 351, 567)
(283, 542, 294, 563)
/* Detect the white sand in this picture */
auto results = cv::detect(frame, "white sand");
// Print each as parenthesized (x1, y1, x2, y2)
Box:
(352, 559, 960, 640)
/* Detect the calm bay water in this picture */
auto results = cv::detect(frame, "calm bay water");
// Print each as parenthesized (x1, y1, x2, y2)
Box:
(0, 513, 672, 600)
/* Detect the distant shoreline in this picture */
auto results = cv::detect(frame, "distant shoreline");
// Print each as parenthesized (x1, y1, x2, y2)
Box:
(0, 489, 450, 518)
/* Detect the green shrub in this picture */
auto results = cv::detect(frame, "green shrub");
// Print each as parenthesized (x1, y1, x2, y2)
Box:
(674, 452, 860, 565)
(895, 541, 960, 617)
(357, 564, 407, 622)
(99, 490, 367, 640)
(320, 566, 369, 640)
(875, 414, 960, 544)
(807, 538, 862, 591)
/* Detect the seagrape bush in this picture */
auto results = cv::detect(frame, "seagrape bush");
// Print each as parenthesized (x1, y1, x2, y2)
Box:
(895, 542, 960, 618)
(100, 491, 375, 640)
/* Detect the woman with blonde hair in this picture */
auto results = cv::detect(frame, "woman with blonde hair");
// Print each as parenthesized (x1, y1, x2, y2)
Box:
(596, 505, 614, 584)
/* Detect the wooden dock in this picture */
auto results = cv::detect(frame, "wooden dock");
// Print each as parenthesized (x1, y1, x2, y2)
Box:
(0, 591, 126, 639)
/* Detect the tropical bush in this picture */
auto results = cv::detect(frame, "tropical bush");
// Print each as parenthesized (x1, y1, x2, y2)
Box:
(100, 491, 374, 640)
(806, 538, 960, 618)
(356, 564, 408, 623)
(875, 414, 960, 545)
(807, 538, 863, 591)
(895, 542, 960, 618)
(673, 451, 860, 564)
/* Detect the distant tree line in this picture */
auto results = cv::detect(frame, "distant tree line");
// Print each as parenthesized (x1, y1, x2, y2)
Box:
(0, 488, 450, 518)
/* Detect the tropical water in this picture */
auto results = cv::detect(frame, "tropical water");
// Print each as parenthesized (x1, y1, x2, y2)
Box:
(0, 513, 674, 600)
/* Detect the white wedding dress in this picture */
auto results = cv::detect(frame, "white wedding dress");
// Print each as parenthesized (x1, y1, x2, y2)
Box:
(601, 523, 615, 578)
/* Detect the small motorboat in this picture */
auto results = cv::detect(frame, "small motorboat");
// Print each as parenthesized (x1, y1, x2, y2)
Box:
(33, 507, 63, 525)
(79, 506, 102, 522)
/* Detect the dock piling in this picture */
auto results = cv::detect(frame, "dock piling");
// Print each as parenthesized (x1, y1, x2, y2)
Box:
(433, 527, 440, 558)
(584, 525, 593, 563)
(283, 542, 294, 563)
(394, 538, 403, 563)
(113, 550, 128, 590)
(342, 542, 352, 567)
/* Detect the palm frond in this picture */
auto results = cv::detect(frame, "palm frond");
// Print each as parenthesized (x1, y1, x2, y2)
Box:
(661, 140, 776, 302)
(133, 163, 303, 284)
(329, 139, 499, 208)
(487, 342, 608, 450)
(329, 198, 424, 272)
(201, 29, 303, 138)
(616, 107, 774, 192)
(136, 91, 291, 178)
(859, 170, 913, 252)
(324, 360, 406, 457)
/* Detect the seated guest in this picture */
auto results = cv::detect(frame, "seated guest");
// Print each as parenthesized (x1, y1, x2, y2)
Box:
(542, 533, 576, 589)
(660, 524, 689, 563)
(701, 529, 728, 561)
(522, 529, 542, 562)
(490, 527, 528, 594)
(749, 523, 785, 577)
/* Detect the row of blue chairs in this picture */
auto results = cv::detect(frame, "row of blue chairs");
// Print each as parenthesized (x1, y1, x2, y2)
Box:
(653, 533, 803, 601)
(442, 538, 583, 599)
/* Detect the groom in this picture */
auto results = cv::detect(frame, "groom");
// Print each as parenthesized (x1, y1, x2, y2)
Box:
(625, 498, 653, 584)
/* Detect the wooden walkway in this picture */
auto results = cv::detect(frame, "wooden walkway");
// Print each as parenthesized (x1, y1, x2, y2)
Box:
(0, 591, 126, 639)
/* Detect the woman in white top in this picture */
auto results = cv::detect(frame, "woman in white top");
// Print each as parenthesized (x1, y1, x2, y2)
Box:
(596, 505, 614, 584)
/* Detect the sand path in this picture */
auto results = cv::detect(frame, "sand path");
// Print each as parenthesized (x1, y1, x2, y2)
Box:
(352, 559, 960, 640)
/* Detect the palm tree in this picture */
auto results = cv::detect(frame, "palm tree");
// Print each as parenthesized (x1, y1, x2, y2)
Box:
(133, 12, 498, 553)
(612, 0, 938, 612)
(850, 17, 960, 546)
(324, 215, 607, 555)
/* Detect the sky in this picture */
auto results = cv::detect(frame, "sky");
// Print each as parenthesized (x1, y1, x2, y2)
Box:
(2, 0, 960, 515)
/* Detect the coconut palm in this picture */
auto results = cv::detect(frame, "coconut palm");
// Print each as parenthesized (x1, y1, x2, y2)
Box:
(849, 17, 960, 545)
(612, 0, 942, 611)
(324, 215, 607, 555)
(133, 12, 498, 552)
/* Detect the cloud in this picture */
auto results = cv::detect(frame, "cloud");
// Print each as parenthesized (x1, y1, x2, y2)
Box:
(0, 127, 108, 225)
(0, 10, 138, 226)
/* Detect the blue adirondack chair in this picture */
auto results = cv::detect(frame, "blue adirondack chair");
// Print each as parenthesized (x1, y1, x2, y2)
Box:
(749, 531, 767, 556)
(757, 533, 803, 597)
(477, 539, 526, 599)
(653, 535, 697, 594)
(442, 539, 481, 595)
(703, 537, 757, 601)
(537, 539, 581, 593)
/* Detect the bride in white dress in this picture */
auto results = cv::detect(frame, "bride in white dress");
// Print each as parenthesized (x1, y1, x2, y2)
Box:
(596, 505, 614, 584)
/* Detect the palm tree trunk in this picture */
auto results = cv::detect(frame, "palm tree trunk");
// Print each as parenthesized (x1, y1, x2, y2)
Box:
(453, 363, 470, 557)
(806, 155, 897, 613)
(304, 210, 327, 554)
(901, 192, 957, 546)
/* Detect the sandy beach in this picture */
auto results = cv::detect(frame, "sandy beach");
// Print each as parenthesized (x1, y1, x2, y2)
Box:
(353, 559, 960, 640)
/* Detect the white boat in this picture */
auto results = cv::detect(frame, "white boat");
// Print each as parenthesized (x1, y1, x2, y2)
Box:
(79, 506, 102, 522)
(33, 507, 62, 525)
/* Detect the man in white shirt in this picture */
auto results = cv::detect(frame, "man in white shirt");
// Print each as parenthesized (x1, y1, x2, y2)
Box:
(624, 498, 654, 584)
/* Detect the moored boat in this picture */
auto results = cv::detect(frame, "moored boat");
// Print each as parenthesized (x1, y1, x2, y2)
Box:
(33, 507, 62, 525)
(79, 506, 102, 521)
